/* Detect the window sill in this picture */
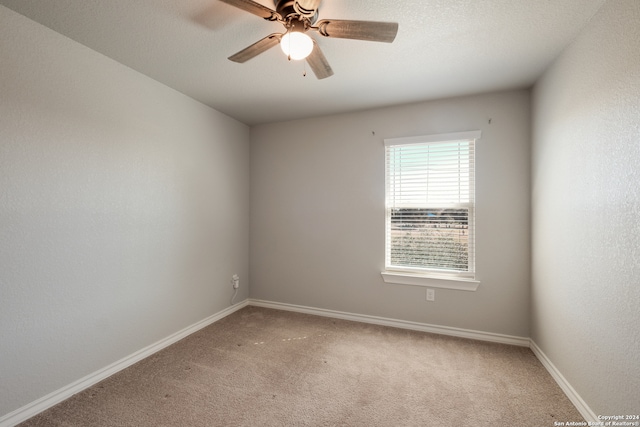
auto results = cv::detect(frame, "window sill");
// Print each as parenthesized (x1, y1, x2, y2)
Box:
(381, 271, 480, 291)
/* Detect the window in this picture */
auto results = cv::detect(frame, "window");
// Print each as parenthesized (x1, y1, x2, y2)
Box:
(382, 131, 481, 290)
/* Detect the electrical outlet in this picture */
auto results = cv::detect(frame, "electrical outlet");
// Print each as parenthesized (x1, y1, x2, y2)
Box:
(426, 288, 435, 301)
(232, 274, 240, 289)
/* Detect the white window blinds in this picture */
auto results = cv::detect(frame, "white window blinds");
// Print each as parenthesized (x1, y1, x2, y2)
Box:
(384, 131, 480, 276)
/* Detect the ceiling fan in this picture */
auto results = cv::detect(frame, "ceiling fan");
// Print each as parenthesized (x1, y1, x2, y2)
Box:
(219, 0, 399, 79)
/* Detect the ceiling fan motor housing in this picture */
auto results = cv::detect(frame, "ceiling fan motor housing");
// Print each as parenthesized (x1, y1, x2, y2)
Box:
(275, 0, 318, 24)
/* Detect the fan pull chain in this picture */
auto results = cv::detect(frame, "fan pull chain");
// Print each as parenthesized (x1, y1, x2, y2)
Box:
(303, 61, 307, 77)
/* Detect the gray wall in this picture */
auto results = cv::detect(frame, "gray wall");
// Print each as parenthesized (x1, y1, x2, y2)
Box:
(250, 90, 531, 337)
(531, 0, 640, 415)
(0, 6, 250, 418)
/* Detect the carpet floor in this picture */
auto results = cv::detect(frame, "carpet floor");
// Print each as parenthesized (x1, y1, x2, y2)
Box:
(19, 306, 583, 426)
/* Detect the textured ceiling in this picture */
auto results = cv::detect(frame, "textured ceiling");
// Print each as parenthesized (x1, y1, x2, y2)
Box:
(0, 0, 606, 125)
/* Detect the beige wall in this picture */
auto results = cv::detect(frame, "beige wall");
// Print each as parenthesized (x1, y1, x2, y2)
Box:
(0, 6, 250, 418)
(250, 90, 531, 337)
(531, 0, 640, 415)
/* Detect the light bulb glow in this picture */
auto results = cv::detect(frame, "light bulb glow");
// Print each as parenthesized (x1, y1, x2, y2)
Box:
(280, 32, 314, 60)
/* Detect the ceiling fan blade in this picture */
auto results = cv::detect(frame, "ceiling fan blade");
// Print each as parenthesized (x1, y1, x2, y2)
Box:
(306, 41, 333, 79)
(218, 0, 280, 21)
(228, 33, 283, 63)
(315, 19, 398, 43)
(294, 0, 322, 15)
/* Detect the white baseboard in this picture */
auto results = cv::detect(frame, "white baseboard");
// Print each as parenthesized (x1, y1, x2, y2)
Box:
(0, 300, 249, 427)
(529, 340, 597, 423)
(248, 299, 531, 347)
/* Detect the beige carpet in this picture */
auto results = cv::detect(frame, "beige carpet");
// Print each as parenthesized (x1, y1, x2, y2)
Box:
(19, 306, 583, 426)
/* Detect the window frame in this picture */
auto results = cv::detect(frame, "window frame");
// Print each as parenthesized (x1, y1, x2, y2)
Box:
(381, 131, 481, 291)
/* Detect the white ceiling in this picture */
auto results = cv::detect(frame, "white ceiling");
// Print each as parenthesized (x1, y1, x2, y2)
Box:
(1, 0, 606, 125)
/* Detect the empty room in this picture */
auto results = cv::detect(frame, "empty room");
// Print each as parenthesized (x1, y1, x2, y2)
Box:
(1, 0, 638, 426)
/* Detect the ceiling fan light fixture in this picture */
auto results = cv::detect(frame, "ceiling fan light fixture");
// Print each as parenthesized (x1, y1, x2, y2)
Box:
(280, 31, 314, 60)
